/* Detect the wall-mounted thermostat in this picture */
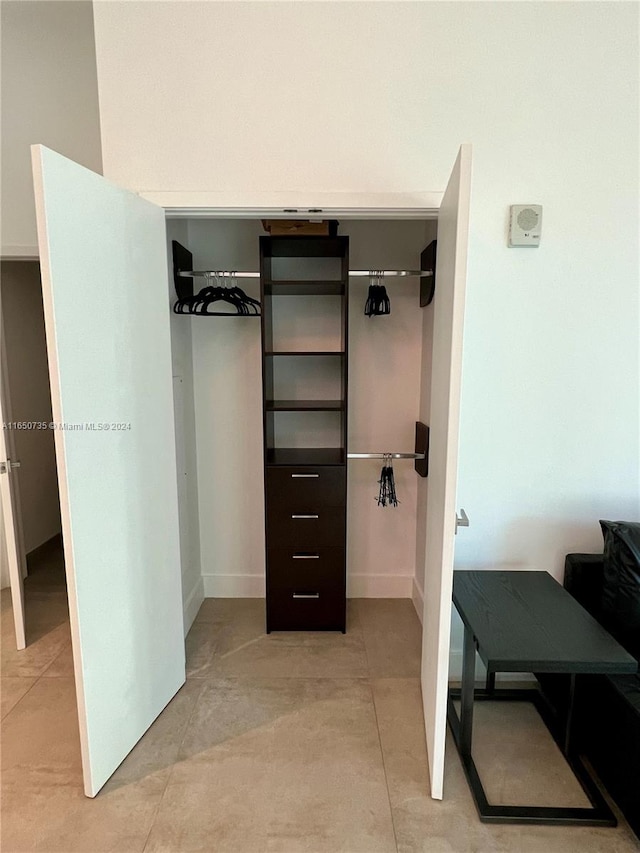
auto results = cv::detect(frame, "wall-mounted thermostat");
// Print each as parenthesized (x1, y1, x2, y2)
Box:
(509, 204, 542, 247)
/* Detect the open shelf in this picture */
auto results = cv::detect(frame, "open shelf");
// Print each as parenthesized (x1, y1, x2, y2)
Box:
(266, 399, 345, 412)
(265, 448, 346, 466)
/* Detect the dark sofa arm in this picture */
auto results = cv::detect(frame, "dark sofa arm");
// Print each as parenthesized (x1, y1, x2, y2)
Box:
(564, 553, 605, 620)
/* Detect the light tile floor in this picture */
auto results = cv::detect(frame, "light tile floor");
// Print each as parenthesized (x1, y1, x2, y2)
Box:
(1, 541, 638, 852)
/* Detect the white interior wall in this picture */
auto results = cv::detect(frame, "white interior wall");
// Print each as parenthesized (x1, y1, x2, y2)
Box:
(93, 3, 639, 655)
(185, 219, 265, 598)
(347, 220, 428, 596)
(181, 218, 429, 598)
(1, 262, 61, 553)
(1, 0, 102, 256)
(0, 493, 9, 589)
(166, 220, 203, 632)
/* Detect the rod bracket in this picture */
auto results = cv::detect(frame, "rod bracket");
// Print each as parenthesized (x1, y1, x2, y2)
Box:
(414, 422, 429, 477)
(420, 241, 437, 306)
(172, 241, 194, 300)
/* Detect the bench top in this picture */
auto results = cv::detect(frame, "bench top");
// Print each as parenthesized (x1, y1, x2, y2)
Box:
(453, 570, 638, 675)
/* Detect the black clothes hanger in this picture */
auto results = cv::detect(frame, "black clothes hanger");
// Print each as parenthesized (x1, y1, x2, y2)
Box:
(198, 274, 246, 315)
(376, 454, 399, 507)
(173, 272, 262, 316)
(173, 291, 200, 314)
(225, 274, 261, 314)
(364, 272, 391, 317)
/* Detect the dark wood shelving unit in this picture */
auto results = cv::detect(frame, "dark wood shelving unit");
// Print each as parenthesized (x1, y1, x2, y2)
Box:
(260, 236, 349, 633)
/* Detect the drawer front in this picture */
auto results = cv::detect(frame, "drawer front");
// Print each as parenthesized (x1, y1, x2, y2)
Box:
(267, 570, 346, 632)
(266, 466, 346, 509)
(266, 505, 346, 549)
(267, 546, 345, 590)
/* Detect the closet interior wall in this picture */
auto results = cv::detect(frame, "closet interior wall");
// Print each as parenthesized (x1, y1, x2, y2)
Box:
(166, 217, 435, 627)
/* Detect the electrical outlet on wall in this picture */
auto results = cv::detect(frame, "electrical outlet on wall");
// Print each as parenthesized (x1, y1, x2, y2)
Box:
(509, 204, 542, 247)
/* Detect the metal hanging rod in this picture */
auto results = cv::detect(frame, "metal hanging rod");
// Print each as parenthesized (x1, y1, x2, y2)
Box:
(347, 452, 426, 460)
(177, 269, 433, 279)
(350, 271, 432, 278)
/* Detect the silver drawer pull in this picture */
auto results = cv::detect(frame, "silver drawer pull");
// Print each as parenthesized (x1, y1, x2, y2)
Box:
(293, 593, 320, 599)
(293, 554, 320, 560)
(291, 514, 319, 519)
(291, 473, 319, 478)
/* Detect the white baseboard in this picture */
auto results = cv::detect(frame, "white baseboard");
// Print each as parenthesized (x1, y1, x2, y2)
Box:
(411, 578, 424, 624)
(182, 576, 205, 636)
(1, 245, 39, 260)
(448, 649, 536, 685)
(347, 574, 413, 598)
(202, 573, 266, 598)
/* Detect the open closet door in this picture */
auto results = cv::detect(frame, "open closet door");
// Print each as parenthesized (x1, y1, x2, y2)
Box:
(421, 144, 472, 799)
(31, 145, 185, 797)
(0, 342, 26, 650)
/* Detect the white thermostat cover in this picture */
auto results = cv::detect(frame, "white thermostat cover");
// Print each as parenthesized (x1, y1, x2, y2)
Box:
(509, 204, 542, 247)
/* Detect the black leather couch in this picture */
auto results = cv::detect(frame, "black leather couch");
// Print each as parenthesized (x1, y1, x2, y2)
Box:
(540, 521, 640, 838)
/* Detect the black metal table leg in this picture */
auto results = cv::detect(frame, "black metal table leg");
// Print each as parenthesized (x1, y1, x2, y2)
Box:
(485, 670, 496, 695)
(564, 673, 576, 756)
(459, 625, 476, 755)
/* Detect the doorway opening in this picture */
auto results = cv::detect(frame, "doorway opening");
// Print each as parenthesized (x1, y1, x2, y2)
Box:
(1, 259, 65, 654)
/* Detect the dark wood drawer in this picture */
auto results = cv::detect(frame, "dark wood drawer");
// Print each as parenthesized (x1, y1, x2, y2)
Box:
(266, 505, 345, 548)
(266, 566, 346, 632)
(266, 466, 346, 509)
(267, 546, 345, 589)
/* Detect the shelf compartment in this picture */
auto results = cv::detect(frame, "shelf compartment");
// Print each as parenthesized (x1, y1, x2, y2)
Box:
(266, 400, 344, 412)
(266, 410, 345, 452)
(267, 295, 346, 353)
(267, 354, 345, 403)
(265, 448, 346, 466)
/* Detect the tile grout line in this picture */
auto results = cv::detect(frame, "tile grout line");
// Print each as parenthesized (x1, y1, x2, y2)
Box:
(368, 679, 401, 853)
(353, 602, 372, 676)
(38, 636, 72, 678)
(0, 671, 42, 721)
(140, 677, 208, 853)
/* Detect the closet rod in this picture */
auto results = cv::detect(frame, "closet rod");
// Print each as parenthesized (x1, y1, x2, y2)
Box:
(177, 270, 433, 279)
(347, 452, 426, 460)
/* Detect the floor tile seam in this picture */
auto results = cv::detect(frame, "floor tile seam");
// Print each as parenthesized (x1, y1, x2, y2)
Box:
(356, 617, 374, 678)
(36, 639, 73, 679)
(0, 672, 42, 721)
(141, 677, 209, 853)
(187, 674, 371, 682)
(140, 787, 170, 853)
(368, 679, 401, 853)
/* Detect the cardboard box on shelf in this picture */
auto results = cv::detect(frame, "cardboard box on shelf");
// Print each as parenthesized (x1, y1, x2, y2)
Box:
(261, 220, 338, 236)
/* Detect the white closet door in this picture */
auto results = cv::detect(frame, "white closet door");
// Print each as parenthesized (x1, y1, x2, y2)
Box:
(32, 145, 185, 797)
(421, 144, 472, 799)
(0, 347, 26, 650)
